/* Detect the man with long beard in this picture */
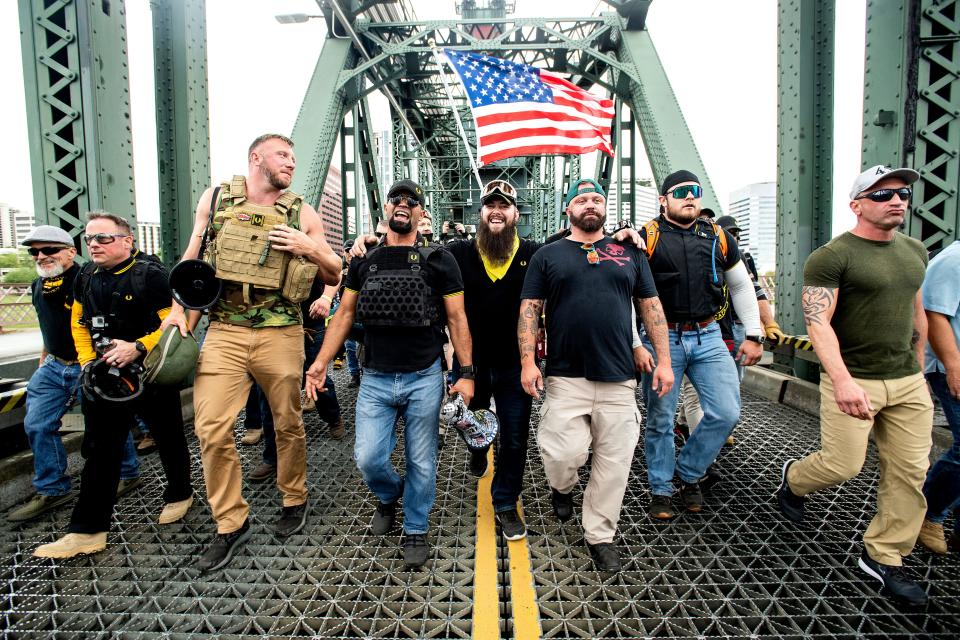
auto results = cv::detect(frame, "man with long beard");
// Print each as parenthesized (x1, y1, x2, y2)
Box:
(520, 178, 674, 571)
(162, 133, 342, 572)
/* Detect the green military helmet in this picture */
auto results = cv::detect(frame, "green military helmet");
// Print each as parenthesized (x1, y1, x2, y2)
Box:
(142, 326, 200, 385)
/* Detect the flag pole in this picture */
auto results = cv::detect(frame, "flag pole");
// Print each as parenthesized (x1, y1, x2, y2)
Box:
(429, 42, 485, 192)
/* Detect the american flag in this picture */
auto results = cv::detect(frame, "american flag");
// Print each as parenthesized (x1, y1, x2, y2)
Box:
(443, 49, 615, 166)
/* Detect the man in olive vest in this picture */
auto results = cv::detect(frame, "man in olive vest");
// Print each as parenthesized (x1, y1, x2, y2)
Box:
(163, 134, 341, 572)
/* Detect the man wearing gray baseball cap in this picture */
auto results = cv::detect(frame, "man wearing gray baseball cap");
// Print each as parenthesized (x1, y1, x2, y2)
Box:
(776, 164, 933, 607)
(8, 226, 142, 522)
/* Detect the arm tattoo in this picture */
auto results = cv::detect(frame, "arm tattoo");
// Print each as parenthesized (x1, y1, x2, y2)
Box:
(518, 299, 544, 362)
(637, 296, 669, 359)
(801, 286, 836, 327)
(911, 329, 921, 348)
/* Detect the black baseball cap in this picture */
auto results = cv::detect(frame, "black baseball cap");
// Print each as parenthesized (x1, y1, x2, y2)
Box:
(387, 179, 426, 206)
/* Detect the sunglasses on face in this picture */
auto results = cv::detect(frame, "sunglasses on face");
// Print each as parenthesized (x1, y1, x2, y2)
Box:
(28, 246, 69, 257)
(858, 187, 912, 203)
(83, 233, 129, 246)
(669, 185, 703, 199)
(388, 196, 421, 208)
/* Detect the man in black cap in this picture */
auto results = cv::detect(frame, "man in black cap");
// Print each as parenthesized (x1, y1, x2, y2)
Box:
(306, 178, 475, 568)
(639, 170, 762, 520)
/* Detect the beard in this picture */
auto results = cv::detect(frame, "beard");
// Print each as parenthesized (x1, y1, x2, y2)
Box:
(388, 217, 413, 234)
(261, 165, 291, 190)
(477, 217, 518, 264)
(666, 205, 699, 225)
(569, 209, 605, 233)
(36, 262, 65, 278)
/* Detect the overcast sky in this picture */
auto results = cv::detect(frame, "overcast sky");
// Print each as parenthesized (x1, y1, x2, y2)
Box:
(1, 0, 865, 233)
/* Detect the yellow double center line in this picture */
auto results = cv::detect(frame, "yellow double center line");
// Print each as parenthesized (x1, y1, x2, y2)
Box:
(472, 448, 541, 639)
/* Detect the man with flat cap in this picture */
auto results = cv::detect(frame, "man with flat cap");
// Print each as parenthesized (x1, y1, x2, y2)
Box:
(639, 170, 762, 520)
(777, 165, 932, 607)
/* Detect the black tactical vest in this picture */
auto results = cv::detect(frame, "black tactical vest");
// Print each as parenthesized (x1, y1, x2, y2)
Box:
(355, 245, 442, 328)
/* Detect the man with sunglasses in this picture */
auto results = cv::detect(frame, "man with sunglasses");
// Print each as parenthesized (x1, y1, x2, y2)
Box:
(306, 178, 474, 568)
(520, 178, 674, 572)
(639, 170, 762, 521)
(33, 212, 194, 559)
(777, 165, 932, 607)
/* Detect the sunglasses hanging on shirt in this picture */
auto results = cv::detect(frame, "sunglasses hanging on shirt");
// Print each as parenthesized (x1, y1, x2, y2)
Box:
(581, 243, 599, 265)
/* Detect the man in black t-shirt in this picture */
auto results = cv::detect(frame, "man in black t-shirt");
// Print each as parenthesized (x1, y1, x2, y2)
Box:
(519, 178, 673, 572)
(306, 179, 475, 568)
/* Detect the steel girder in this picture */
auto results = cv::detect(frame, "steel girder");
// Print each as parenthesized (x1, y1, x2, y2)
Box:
(775, 0, 835, 348)
(863, 0, 960, 252)
(18, 0, 138, 249)
(290, 37, 359, 208)
(150, 0, 210, 263)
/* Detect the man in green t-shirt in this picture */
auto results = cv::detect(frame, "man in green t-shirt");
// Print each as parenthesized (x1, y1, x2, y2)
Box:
(776, 165, 933, 607)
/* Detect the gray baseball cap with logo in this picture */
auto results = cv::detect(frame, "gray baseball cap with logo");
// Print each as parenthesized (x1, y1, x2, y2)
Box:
(849, 165, 920, 200)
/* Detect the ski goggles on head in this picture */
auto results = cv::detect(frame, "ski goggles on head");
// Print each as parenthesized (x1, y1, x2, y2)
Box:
(481, 180, 518, 204)
(668, 184, 703, 199)
(857, 187, 912, 203)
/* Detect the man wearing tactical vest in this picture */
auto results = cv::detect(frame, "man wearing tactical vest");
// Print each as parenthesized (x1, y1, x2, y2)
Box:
(639, 170, 763, 521)
(163, 134, 342, 572)
(305, 178, 475, 569)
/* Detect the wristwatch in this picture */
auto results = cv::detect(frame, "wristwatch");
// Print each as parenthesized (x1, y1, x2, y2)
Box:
(134, 340, 148, 356)
(745, 335, 765, 346)
(459, 364, 476, 380)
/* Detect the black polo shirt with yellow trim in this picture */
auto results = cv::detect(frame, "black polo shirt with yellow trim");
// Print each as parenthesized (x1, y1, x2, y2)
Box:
(31, 264, 80, 362)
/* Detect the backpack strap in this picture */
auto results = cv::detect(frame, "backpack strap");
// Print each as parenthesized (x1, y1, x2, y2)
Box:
(708, 221, 728, 260)
(641, 220, 660, 259)
(274, 191, 304, 226)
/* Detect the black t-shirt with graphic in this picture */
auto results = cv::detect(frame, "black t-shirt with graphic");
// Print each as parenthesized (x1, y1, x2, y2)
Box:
(344, 244, 464, 372)
(32, 264, 80, 361)
(521, 236, 658, 382)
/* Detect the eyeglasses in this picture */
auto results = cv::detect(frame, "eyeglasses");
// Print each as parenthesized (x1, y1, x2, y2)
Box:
(580, 243, 599, 265)
(83, 233, 129, 246)
(482, 180, 518, 200)
(388, 196, 421, 208)
(858, 187, 912, 202)
(669, 185, 703, 199)
(28, 246, 69, 257)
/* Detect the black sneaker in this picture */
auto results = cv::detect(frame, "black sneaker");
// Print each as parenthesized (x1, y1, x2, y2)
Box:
(699, 465, 722, 493)
(402, 533, 430, 568)
(776, 459, 805, 523)
(857, 550, 928, 607)
(195, 519, 251, 572)
(586, 542, 621, 572)
(469, 450, 489, 478)
(274, 502, 308, 538)
(496, 508, 527, 540)
(648, 494, 674, 520)
(551, 488, 573, 522)
(371, 500, 397, 535)
(679, 480, 703, 513)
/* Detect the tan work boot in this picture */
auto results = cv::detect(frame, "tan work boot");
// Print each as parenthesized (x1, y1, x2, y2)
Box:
(158, 495, 194, 525)
(34, 532, 107, 559)
(917, 519, 948, 555)
(7, 493, 73, 522)
(327, 418, 346, 440)
(240, 428, 263, 445)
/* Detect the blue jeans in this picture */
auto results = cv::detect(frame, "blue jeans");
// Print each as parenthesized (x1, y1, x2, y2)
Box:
(24, 357, 138, 496)
(354, 358, 443, 534)
(642, 323, 740, 495)
(924, 372, 960, 534)
(345, 338, 361, 377)
(470, 364, 533, 513)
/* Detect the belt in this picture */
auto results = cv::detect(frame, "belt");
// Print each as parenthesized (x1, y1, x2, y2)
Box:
(52, 356, 79, 366)
(667, 319, 715, 332)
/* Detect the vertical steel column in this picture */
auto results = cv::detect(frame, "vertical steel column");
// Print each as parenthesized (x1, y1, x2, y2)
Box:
(617, 30, 721, 213)
(776, 0, 835, 351)
(353, 97, 382, 238)
(151, 0, 210, 263)
(19, 0, 137, 247)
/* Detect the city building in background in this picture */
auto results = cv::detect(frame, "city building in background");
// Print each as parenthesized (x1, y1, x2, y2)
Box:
(317, 165, 345, 252)
(0, 204, 34, 249)
(604, 178, 659, 232)
(137, 222, 162, 256)
(729, 181, 776, 274)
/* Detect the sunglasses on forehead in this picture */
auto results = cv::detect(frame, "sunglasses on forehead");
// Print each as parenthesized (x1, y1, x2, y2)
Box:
(387, 195, 421, 208)
(858, 187, 912, 202)
(28, 246, 69, 257)
(669, 185, 703, 199)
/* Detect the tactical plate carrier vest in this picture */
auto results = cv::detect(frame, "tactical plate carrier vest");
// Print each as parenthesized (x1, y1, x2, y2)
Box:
(355, 245, 442, 328)
(205, 175, 318, 303)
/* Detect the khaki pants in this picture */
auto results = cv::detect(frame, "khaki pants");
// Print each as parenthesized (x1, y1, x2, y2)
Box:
(537, 376, 641, 545)
(788, 372, 933, 565)
(194, 322, 307, 533)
